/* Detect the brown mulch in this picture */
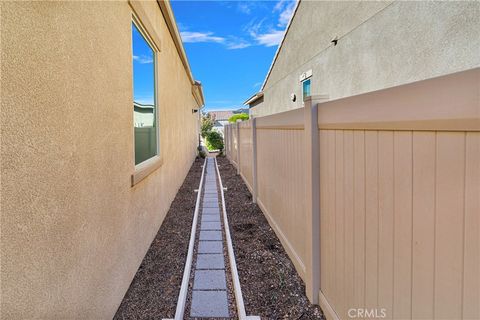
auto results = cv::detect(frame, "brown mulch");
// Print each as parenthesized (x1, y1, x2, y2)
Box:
(217, 156, 324, 320)
(114, 157, 203, 320)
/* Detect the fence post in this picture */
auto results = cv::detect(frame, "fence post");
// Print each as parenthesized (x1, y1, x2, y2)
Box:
(252, 118, 258, 203)
(236, 120, 241, 175)
(304, 96, 320, 304)
(228, 125, 231, 159)
(225, 125, 229, 158)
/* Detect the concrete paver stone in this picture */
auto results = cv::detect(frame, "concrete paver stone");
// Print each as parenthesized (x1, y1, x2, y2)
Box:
(193, 270, 227, 290)
(199, 230, 222, 241)
(190, 291, 229, 318)
(196, 254, 225, 269)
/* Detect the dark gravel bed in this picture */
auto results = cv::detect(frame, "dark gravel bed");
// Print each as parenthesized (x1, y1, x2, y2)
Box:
(217, 156, 324, 320)
(114, 157, 204, 320)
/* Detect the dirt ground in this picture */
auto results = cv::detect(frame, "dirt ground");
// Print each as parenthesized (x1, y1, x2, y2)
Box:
(114, 157, 203, 320)
(217, 156, 324, 320)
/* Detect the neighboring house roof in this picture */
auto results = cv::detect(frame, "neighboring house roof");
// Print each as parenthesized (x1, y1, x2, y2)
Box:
(156, 0, 205, 106)
(208, 110, 235, 121)
(213, 120, 229, 127)
(134, 102, 154, 109)
(235, 108, 250, 114)
(243, 92, 264, 105)
(260, 0, 301, 91)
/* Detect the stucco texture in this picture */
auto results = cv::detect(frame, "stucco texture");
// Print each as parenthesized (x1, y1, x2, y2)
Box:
(1, 1, 199, 319)
(252, 1, 480, 117)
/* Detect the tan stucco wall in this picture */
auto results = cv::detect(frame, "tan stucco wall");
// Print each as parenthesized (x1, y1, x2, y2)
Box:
(1, 1, 200, 319)
(251, 1, 480, 117)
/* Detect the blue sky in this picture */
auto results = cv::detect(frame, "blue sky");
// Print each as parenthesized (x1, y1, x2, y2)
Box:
(170, 0, 296, 111)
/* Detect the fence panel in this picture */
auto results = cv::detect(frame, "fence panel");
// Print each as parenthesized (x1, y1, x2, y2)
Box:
(226, 68, 479, 320)
(317, 68, 479, 320)
(256, 109, 307, 279)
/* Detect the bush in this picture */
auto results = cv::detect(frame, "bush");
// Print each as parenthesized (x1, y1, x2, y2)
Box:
(201, 113, 214, 138)
(206, 131, 224, 151)
(228, 113, 249, 123)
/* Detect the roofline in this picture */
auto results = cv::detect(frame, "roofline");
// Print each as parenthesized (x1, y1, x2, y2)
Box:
(157, 0, 205, 106)
(260, 0, 301, 91)
(243, 92, 264, 105)
(134, 102, 154, 108)
(192, 80, 205, 107)
(207, 110, 236, 113)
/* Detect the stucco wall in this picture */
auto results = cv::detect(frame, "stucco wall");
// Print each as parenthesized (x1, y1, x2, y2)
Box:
(251, 1, 480, 117)
(1, 1, 199, 319)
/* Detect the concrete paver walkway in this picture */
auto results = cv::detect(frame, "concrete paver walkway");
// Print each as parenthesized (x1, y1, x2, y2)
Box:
(190, 158, 230, 318)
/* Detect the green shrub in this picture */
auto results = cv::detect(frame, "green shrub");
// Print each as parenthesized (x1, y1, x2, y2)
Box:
(206, 131, 224, 151)
(228, 113, 249, 123)
(201, 113, 214, 138)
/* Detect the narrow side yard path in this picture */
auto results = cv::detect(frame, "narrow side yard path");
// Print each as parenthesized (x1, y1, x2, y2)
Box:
(217, 156, 324, 319)
(187, 157, 234, 318)
(115, 156, 323, 319)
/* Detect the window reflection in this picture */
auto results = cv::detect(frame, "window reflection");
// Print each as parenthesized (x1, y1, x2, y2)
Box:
(302, 79, 311, 101)
(132, 22, 157, 165)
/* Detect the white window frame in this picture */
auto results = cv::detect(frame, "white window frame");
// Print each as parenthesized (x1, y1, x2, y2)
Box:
(131, 14, 163, 186)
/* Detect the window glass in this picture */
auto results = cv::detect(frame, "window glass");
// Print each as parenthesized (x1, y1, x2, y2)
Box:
(302, 79, 311, 101)
(132, 22, 157, 165)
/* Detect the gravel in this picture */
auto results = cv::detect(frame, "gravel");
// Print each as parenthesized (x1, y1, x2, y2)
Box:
(217, 156, 324, 320)
(114, 157, 203, 320)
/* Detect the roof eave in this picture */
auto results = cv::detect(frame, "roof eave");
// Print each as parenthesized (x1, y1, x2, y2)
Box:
(192, 80, 205, 107)
(157, 0, 205, 106)
(243, 92, 264, 105)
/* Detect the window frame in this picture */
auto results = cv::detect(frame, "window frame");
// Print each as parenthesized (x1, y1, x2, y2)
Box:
(131, 14, 163, 186)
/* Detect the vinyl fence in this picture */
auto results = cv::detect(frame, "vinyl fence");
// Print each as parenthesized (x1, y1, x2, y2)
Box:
(224, 68, 479, 320)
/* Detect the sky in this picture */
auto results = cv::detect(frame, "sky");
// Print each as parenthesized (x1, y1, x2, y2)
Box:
(170, 0, 297, 111)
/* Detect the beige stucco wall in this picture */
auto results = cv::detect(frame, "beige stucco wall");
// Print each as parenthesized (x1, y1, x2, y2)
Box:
(251, 1, 480, 117)
(1, 1, 200, 319)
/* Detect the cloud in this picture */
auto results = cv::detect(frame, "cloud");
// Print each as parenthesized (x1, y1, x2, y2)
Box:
(244, 18, 265, 36)
(253, 82, 262, 88)
(180, 29, 251, 50)
(277, 1, 296, 27)
(227, 42, 251, 50)
(237, 2, 252, 14)
(180, 31, 225, 43)
(225, 38, 251, 49)
(246, 19, 284, 47)
(245, 18, 283, 47)
(242, 0, 296, 48)
(133, 55, 153, 64)
(236, 1, 268, 15)
(252, 30, 284, 47)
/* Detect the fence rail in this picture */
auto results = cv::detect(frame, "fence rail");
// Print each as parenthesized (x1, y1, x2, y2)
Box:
(224, 68, 479, 320)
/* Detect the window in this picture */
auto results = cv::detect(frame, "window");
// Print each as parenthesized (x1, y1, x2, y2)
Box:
(132, 22, 157, 165)
(302, 79, 311, 101)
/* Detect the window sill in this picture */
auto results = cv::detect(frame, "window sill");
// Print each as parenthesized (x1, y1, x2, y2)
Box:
(131, 155, 163, 187)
